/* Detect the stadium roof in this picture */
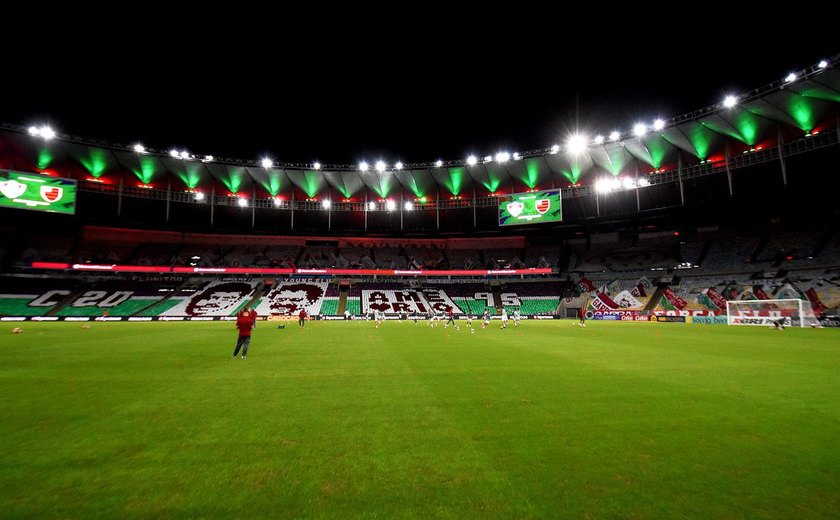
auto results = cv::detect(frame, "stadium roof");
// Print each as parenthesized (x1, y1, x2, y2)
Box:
(2, 58, 839, 200)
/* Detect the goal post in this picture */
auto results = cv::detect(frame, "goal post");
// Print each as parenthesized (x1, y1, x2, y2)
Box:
(726, 299, 818, 327)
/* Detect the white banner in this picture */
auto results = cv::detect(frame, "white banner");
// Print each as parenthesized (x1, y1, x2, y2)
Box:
(613, 290, 643, 309)
(161, 280, 259, 317)
(362, 288, 461, 314)
(256, 280, 328, 316)
(730, 316, 789, 326)
(774, 283, 801, 300)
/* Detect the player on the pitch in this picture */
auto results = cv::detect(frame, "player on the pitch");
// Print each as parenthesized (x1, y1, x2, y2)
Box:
(481, 309, 491, 329)
(500, 308, 509, 329)
(298, 308, 307, 328)
(375, 310, 384, 328)
(231, 304, 257, 359)
(513, 308, 521, 327)
(445, 308, 456, 328)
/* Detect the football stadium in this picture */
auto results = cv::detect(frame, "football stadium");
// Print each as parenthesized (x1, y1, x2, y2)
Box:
(2, 51, 840, 517)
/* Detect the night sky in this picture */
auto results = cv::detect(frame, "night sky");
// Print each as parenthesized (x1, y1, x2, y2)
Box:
(3, 25, 836, 167)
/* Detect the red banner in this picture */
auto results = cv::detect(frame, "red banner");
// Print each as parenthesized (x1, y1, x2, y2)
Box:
(75, 264, 175, 273)
(30, 262, 70, 269)
(662, 287, 687, 310)
(705, 287, 727, 310)
(805, 288, 828, 314)
(31, 262, 551, 277)
(630, 283, 647, 298)
(576, 277, 596, 293)
(754, 288, 770, 300)
(590, 292, 620, 310)
(173, 267, 295, 274)
(653, 309, 721, 316)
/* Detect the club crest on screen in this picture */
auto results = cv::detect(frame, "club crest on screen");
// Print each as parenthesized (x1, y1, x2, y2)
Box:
(40, 186, 63, 203)
(506, 201, 523, 217)
(535, 199, 550, 214)
(0, 180, 27, 199)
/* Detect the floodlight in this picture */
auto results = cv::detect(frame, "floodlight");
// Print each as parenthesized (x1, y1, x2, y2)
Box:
(566, 134, 587, 155)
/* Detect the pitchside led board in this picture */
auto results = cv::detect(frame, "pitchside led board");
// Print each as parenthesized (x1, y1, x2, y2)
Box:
(0, 170, 77, 215)
(498, 189, 562, 226)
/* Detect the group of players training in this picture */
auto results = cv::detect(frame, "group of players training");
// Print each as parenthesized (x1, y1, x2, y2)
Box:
(232, 304, 584, 359)
(371, 307, 524, 331)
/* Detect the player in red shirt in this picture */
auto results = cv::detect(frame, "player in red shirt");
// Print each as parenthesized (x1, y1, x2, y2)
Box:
(298, 308, 308, 328)
(445, 308, 456, 327)
(232, 304, 257, 359)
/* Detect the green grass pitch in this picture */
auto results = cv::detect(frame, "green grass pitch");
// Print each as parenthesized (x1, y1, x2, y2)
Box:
(1, 320, 839, 518)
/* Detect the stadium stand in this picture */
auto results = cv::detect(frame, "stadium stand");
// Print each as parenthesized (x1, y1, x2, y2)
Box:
(0, 276, 80, 316)
(319, 283, 342, 315)
(54, 279, 180, 316)
(501, 282, 564, 314)
(425, 282, 493, 315)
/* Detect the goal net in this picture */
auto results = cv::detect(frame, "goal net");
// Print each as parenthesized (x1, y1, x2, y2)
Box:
(726, 299, 820, 327)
